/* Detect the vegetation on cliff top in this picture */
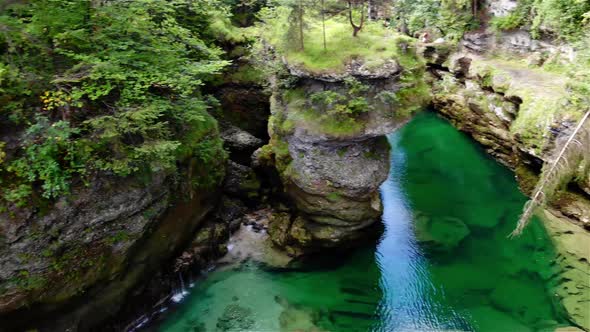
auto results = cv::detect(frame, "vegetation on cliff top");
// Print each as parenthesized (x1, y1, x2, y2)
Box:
(0, 0, 237, 211)
(253, 1, 422, 74)
(489, 0, 590, 41)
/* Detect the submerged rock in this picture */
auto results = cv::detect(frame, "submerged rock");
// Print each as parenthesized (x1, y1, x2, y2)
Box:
(467, 305, 532, 332)
(413, 213, 471, 251)
(275, 295, 326, 332)
(216, 304, 255, 331)
(490, 275, 555, 325)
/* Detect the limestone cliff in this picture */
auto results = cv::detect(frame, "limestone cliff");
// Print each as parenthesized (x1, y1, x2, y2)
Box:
(258, 42, 430, 256)
(426, 46, 590, 228)
(0, 138, 227, 331)
(424, 40, 590, 330)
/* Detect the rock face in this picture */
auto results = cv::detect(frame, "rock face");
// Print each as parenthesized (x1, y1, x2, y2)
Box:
(0, 159, 226, 330)
(425, 43, 590, 330)
(216, 86, 271, 139)
(264, 43, 430, 255)
(426, 48, 590, 229)
(223, 161, 261, 201)
(485, 0, 518, 17)
(467, 1, 577, 62)
(0, 175, 220, 330)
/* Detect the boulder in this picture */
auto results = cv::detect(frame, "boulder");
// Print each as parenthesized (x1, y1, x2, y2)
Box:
(215, 195, 248, 231)
(413, 213, 471, 251)
(221, 125, 264, 165)
(216, 304, 255, 332)
(223, 161, 261, 200)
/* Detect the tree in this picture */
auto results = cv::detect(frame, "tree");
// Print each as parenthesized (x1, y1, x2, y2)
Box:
(367, 0, 390, 20)
(0, 0, 231, 206)
(511, 110, 590, 237)
(346, 0, 367, 37)
(282, 0, 309, 51)
(321, 0, 327, 50)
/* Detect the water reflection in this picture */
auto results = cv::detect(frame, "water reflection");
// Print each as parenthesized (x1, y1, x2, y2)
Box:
(373, 133, 471, 332)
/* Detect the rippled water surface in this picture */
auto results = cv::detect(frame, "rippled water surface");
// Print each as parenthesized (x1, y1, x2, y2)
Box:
(152, 112, 566, 332)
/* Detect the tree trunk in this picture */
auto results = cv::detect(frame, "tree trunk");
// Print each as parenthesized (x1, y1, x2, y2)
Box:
(353, 26, 361, 37)
(321, 0, 327, 51)
(348, 0, 366, 37)
(298, 0, 305, 51)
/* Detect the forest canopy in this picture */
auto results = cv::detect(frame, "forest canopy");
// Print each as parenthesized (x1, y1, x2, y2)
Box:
(0, 0, 238, 209)
(1, 0, 588, 212)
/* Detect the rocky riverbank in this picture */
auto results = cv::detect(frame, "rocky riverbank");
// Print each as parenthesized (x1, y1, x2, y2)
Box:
(423, 34, 590, 329)
(0, 169, 223, 331)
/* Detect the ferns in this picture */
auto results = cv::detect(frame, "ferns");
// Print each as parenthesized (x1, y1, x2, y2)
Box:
(511, 110, 590, 237)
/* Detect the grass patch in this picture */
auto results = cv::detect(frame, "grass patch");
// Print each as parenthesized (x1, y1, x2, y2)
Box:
(262, 17, 413, 74)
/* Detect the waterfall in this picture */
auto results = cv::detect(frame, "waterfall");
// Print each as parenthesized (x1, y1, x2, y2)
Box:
(171, 272, 189, 303)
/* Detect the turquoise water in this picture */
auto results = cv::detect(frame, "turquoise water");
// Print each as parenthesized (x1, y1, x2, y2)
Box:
(152, 112, 566, 332)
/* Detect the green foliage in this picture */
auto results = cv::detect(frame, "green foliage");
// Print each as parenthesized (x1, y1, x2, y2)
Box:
(106, 231, 131, 245)
(0, 0, 233, 210)
(11, 271, 47, 291)
(5, 117, 90, 200)
(489, 0, 589, 40)
(326, 192, 342, 201)
(530, 0, 590, 40)
(394, 0, 476, 41)
(254, 5, 416, 74)
(309, 78, 371, 117)
(490, 11, 527, 31)
(568, 37, 590, 109)
(0, 142, 5, 164)
(310, 90, 344, 112)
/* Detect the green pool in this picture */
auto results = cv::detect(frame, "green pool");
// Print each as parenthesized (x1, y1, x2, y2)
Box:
(150, 112, 566, 332)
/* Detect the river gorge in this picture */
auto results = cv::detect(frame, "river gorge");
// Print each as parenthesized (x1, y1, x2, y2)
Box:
(1, 1, 589, 331)
(137, 113, 576, 332)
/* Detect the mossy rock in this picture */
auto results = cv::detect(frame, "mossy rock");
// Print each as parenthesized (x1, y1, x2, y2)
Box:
(216, 304, 255, 332)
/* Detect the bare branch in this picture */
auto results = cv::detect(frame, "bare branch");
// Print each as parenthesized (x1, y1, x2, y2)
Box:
(511, 110, 590, 237)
